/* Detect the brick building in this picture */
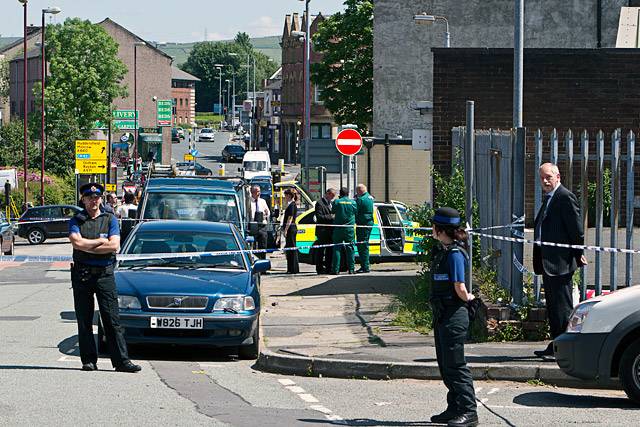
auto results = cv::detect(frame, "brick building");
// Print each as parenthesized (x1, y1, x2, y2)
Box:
(432, 47, 640, 221)
(280, 13, 335, 164)
(171, 66, 199, 127)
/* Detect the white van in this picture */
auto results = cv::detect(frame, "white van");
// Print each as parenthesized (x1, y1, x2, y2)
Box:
(241, 151, 271, 180)
(554, 285, 640, 404)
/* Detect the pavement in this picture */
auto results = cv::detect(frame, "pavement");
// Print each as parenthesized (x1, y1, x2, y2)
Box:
(257, 256, 607, 388)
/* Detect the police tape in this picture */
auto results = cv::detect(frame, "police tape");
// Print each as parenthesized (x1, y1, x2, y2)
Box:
(0, 237, 414, 263)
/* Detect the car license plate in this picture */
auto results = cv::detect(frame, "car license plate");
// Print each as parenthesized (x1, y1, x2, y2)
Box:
(150, 317, 203, 329)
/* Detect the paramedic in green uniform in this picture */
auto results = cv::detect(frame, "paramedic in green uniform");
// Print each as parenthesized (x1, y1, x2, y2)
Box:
(355, 184, 374, 273)
(331, 187, 357, 274)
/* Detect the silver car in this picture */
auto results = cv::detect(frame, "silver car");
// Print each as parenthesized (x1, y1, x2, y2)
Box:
(198, 128, 215, 142)
(0, 211, 15, 255)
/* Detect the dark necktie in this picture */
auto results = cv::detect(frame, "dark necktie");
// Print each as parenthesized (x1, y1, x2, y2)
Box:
(536, 194, 551, 239)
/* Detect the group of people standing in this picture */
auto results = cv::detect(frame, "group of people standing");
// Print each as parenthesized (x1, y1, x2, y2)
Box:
(314, 184, 375, 275)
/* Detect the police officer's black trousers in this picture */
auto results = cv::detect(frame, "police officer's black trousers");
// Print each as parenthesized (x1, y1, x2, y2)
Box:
(253, 229, 268, 260)
(71, 266, 129, 367)
(433, 304, 477, 415)
(542, 272, 573, 339)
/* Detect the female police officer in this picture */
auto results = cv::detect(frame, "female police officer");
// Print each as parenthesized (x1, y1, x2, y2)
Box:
(430, 207, 478, 427)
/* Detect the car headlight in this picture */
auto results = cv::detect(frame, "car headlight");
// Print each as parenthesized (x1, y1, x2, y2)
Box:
(118, 295, 141, 310)
(214, 296, 255, 311)
(566, 301, 598, 333)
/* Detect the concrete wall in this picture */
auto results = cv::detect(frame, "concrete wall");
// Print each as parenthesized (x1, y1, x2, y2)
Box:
(374, 0, 625, 139)
(99, 19, 173, 163)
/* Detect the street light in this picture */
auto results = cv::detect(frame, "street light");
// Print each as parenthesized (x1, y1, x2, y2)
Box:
(225, 79, 230, 123)
(40, 6, 61, 206)
(298, 0, 311, 188)
(413, 12, 450, 48)
(133, 41, 145, 170)
(18, 0, 28, 207)
(214, 64, 224, 127)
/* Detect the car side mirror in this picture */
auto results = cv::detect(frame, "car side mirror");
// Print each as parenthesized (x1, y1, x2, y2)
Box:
(252, 259, 271, 273)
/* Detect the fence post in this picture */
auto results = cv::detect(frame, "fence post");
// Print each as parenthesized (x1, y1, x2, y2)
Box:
(512, 127, 526, 304)
(626, 131, 635, 287)
(610, 130, 620, 292)
(595, 130, 604, 296)
(534, 129, 543, 302)
(565, 129, 574, 191)
(580, 130, 589, 301)
(551, 128, 559, 164)
(465, 101, 475, 294)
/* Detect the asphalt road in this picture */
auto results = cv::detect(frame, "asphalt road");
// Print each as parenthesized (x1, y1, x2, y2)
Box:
(1, 250, 638, 426)
(170, 129, 245, 178)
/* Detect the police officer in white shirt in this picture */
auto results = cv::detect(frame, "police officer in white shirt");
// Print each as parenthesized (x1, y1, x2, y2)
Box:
(249, 185, 270, 259)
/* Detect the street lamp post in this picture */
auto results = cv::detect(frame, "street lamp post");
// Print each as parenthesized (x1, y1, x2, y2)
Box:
(225, 79, 230, 123)
(18, 0, 28, 207)
(214, 64, 224, 128)
(413, 13, 450, 47)
(40, 6, 61, 206)
(133, 41, 145, 171)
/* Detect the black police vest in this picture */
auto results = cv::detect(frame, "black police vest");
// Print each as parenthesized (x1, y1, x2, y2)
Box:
(72, 211, 116, 265)
(430, 243, 468, 299)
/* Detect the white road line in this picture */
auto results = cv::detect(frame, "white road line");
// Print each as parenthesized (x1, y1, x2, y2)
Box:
(278, 378, 296, 386)
(309, 405, 333, 414)
(298, 393, 319, 403)
(199, 363, 224, 368)
(487, 388, 499, 395)
(286, 386, 306, 394)
(326, 414, 344, 421)
(476, 387, 483, 393)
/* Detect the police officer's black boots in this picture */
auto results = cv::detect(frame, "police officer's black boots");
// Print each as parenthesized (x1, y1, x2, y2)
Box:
(82, 362, 97, 371)
(447, 412, 478, 427)
(430, 409, 456, 423)
(115, 360, 142, 373)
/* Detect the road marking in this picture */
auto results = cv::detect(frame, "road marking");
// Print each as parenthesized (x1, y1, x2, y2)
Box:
(487, 387, 500, 395)
(286, 386, 306, 394)
(278, 378, 296, 386)
(299, 393, 319, 403)
(199, 363, 224, 368)
(374, 402, 392, 406)
(476, 387, 483, 393)
(326, 414, 344, 421)
(309, 405, 333, 414)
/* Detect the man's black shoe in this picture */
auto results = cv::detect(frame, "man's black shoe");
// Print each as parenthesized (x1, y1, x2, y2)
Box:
(430, 409, 456, 423)
(355, 268, 370, 274)
(115, 361, 142, 373)
(81, 362, 97, 371)
(534, 343, 554, 358)
(447, 412, 479, 427)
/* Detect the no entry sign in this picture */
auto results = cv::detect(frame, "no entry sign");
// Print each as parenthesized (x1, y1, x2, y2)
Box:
(335, 129, 363, 156)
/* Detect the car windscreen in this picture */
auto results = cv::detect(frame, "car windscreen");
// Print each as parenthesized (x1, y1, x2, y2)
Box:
(243, 161, 268, 172)
(227, 145, 244, 152)
(121, 230, 246, 270)
(252, 182, 272, 195)
(142, 192, 240, 226)
(201, 128, 213, 133)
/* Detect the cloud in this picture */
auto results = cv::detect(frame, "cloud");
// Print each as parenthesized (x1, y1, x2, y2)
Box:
(247, 16, 281, 37)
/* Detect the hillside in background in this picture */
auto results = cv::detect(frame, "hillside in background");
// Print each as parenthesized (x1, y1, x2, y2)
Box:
(160, 35, 281, 66)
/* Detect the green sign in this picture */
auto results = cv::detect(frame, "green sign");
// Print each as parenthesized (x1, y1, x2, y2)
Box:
(92, 110, 139, 130)
(157, 100, 172, 127)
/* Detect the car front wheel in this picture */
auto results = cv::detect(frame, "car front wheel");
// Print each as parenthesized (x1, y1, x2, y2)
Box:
(4, 238, 14, 255)
(27, 228, 46, 245)
(620, 337, 640, 405)
(238, 321, 260, 360)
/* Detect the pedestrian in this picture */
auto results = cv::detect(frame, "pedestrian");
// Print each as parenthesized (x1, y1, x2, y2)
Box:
(355, 184, 374, 273)
(249, 185, 270, 259)
(68, 183, 141, 373)
(101, 193, 116, 215)
(282, 188, 299, 273)
(116, 192, 137, 219)
(533, 162, 587, 358)
(314, 188, 336, 274)
(429, 207, 478, 427)
(331, 187, 357, 275)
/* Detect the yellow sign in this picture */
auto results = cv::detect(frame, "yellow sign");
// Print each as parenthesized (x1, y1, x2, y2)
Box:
(75, 140, 108, 160)
(76, 159, 107, 174)
(184, 154, 194, 161)
(105, 184, 117, 192)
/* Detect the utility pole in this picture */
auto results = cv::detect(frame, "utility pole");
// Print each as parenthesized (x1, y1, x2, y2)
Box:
(513, 0, 523, 128)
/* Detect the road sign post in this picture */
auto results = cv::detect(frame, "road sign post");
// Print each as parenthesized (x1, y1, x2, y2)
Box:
(335, 129, 363, 197)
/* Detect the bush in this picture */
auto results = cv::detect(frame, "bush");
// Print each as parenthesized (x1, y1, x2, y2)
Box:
(390, 269, 433, 334)
(6, 171, 75, 212)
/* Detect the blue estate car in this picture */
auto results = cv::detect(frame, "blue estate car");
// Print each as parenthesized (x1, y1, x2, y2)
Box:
(104, 220, 270, 359)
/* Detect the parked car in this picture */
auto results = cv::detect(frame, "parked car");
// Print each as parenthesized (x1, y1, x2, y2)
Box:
(555, 285, 640, 404)
(18, 205, 82, 245)
(241, 151, 271, 180)
(176, 127, 185, 138)
(221, 144, 246, 163)
(171, 128, 180, 143)
(0, 211, 15, 255)
(111, 220, 270, 358)
(198, 128, 215, 142)
(175, 161, 213, 177)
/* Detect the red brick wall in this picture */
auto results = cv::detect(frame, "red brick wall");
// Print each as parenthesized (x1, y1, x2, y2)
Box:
(432, 48, 640, 224)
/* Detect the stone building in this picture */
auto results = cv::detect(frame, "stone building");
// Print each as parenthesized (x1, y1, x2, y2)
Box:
(280, 13, 336, 164)
(171, 66, 199, 127)
(373, 0, 627, 204)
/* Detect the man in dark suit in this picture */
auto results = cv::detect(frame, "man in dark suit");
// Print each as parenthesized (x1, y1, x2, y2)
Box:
(314, 188, 336, 274)
(533, 163, 587, 358)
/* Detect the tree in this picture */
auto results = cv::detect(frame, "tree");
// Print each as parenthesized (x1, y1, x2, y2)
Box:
(0, 55, 8, 103)
(234, 32, 252, 50)
(181, 37, 278, 112)
(311, 0, 373, 131)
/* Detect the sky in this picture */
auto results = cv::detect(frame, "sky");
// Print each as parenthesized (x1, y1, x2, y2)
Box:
(1, 0, 347, 42)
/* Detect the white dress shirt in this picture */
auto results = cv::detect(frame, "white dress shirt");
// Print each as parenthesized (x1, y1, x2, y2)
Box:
(249, 197, 270, 224)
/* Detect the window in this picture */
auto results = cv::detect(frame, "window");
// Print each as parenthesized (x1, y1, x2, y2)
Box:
(180, 98, 183, 107)
(311, 124, 331, 140)
(314, 85, 324, 104)
(185, 98, 189, 106)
